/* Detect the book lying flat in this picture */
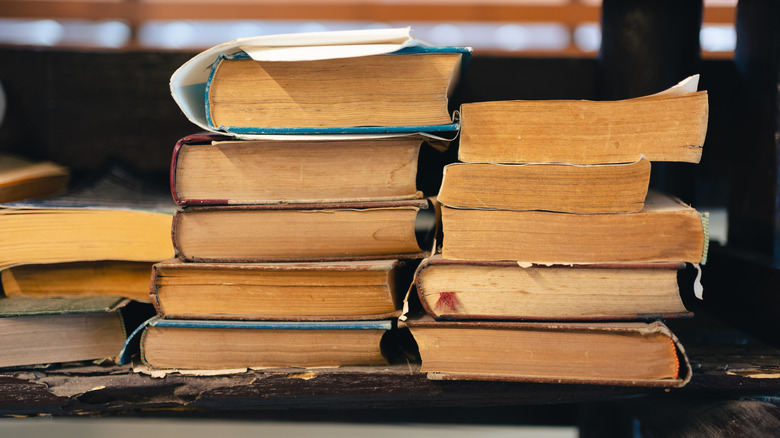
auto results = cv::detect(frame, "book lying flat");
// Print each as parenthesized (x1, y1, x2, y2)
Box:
(1, 261, 155, 303)
(441, 191, 708, 264)
(437, 157, 650, 213)
(150, 258, 412, 320)
(0, 297, 128, 368)
(171, 133, 425, 206)
(173, 199, 435, 262)
(136, 317, 392, 370)
(413, 255, 689, 321)
(401, 315, 691, 387)
(0, 165, 175, 270)
(0, 153, 69, 203)
(170, 27, 471, 136)
(458, 75, 707, 164)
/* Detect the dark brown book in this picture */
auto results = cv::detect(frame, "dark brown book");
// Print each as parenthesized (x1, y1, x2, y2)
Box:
(414, 255, 689, 321)
(173, 199, 435, 262)
(401, 314, 691, 387)
(150, 258, 411, 321)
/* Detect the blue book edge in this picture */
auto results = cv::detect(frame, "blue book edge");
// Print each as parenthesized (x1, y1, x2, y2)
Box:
(119, 316, 394, 365)
(203, 45, 471, 135)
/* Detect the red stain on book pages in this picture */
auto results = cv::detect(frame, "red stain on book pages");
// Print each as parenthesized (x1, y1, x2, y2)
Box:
(434, 292, 460, 313)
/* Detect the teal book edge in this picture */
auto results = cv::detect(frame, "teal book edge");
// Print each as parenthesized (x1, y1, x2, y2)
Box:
(203, 45, 471, 136)
(119, 316, 394, 365)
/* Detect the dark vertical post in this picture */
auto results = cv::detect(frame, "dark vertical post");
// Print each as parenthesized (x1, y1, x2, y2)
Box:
(599, 0, 703, 203)
(728, 0, 780, 258)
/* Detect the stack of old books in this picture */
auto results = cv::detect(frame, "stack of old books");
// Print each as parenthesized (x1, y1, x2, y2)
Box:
(0, 159, 175, 369)
(131, 28, 472, 372)
(402, 75, 710, 387)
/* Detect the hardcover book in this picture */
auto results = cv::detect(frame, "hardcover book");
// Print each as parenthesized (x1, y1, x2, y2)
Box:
(170, 27, 471, 136)
(1, 261, 155, 303)
(413, 255, 689, 321)
(171, 133, 426, 206)
(441, 190, 709, 264)
(401, 314, 691, 387)
(458, 75, 707, 165)
(173, 199, 435, 262)
(0, 296, 128, 368)
(0, 165, 175, 270)
(150, 258, 412, 321)
(135, 317, 393, 370)
(437, 157, 651, 213)
(0, 153, 69, 203)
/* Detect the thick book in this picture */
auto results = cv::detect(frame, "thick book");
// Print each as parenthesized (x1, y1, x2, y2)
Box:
(400, 315, 691, 387)
(441, 190, 709, 264)
(0, 296, 128, 368)
(136, 317, 392, 370)
(413, 255, 690, 321)
(170, 27, 471, 136)
(437, 157, 651, 213)
(150, 258, 412, 321)
(0, 165, 175, 270)
(173, 199, 435, 262)
(458, 75, 708, 164)
(0, 153, 69, 203)
(1, 261, 154, 303)
(171, 133, 425, 206)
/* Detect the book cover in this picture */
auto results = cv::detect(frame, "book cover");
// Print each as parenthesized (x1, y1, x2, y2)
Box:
(127, 316, 393, 370)
(172, 199, 436, 262)
(149, 258, 413, 321)
(170, 133, 428, 206)
(400, 314, 691, 387)
(170, 27, 471, 137)
(0, 296, 130, 368)
(411, 255, 691, 321)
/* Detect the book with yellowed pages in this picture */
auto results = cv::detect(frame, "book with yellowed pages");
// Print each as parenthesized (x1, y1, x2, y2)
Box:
(1, 261, 154, 303)
(437, 157, 651, 213)
(170, 28, 470, 136)
(458, 75, 707, 165)
(400, 314, 691, 387)
(0, 153, 69, 203)
(441, 190, 708, 264)
(171, 133, 427, 206)
(135, 317, 392, 370)
(0, 296, 129, 369)
(173, 199, 435, 262)
(413, 255, 690, 321)
(0, 165, 175, 270)
(150, 258, 413, 321)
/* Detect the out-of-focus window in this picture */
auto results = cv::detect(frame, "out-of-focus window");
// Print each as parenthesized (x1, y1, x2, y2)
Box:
(0, 0, 736, 57)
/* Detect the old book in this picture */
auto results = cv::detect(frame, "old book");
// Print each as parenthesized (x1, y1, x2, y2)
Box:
(0, 165, 175, 270)
(171, 133, 425, 206)
(414, 255, 689, 321)
(437, 157, 650, 213)
(138, 317, 391, 370)
(0, 153, 69, 203)
(1, 261, 154, 303)
(150, 258, 412, 320)
(171, 28, 470, 136)
(458, 76, 707, 164)
(0, 296, 128, 368)
(401, 315, 691, 387)
(173, 199, 435, 262)
(441, 190, 708, 264)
